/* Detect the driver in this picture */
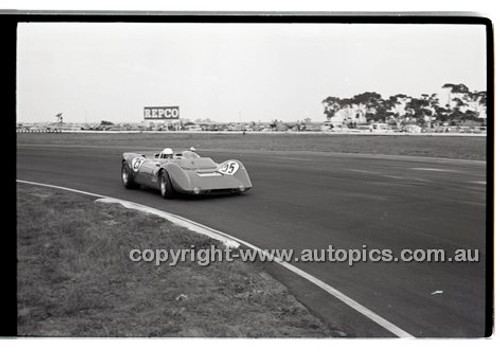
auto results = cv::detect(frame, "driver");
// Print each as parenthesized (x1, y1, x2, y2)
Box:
(159, 148, 174, 159)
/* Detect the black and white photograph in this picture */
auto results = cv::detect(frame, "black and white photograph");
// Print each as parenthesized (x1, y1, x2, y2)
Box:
(8, 12, 492, 342)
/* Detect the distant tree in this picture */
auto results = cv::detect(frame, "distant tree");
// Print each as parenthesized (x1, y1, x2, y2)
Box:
(373, 98, 395, 123)
(322, 83, 486, 128)
(442, 83, 470, 94)
(441, 84, 487, 124)
(336, 98, 355, 124)
(463, 90, 487, 120)
(322, 96, 343, 120)
(442, 83, 470, 110)
(386, 94, 412, 125)
(406, 94, 436, 126)
(434, 105, 451, 123)
(269, 119, 279, 131)
(351, 92, 382, 122)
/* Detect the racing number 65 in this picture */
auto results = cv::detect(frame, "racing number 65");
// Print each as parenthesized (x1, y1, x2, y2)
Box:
(132, 157, 145, 172)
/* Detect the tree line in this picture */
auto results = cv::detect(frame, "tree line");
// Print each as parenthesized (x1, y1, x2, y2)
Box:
(322, 83, 487, 127)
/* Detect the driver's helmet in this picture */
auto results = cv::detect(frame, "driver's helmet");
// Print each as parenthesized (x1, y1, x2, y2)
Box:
(160, 148, 173, 159)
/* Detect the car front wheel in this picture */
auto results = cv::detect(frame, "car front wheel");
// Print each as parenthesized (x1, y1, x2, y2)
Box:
(121, 162, 137, 189)
(159, 170, 175, 199)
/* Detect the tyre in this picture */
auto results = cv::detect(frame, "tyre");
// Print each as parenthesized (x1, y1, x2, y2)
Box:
(159, 170, 175, 199)
(121, 162, 137, 189)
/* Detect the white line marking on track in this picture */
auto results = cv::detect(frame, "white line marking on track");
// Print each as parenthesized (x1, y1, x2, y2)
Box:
(348, 169, 429, 183)
(346, 169, 380, 174)
(17, 179, 415, 338)
(411, 168, 459, 173)
(470, 181, 487, 185)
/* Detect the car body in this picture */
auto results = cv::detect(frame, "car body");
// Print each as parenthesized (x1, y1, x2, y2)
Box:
(121, 148, 252, 198)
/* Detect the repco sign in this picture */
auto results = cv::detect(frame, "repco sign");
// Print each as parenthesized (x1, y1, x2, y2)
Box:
(144, 106, 180, 120)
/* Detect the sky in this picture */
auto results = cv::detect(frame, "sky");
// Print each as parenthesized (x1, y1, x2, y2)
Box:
(17, 22, 487, 123)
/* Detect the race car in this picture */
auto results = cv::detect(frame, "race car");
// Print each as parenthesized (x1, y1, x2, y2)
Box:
(121, 147, 252, 198)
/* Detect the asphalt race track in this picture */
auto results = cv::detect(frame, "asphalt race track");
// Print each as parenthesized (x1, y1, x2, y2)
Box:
(16, 142, 487, 337)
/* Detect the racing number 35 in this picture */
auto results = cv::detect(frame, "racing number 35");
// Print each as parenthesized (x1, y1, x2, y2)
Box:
(219, 161, 240, 175)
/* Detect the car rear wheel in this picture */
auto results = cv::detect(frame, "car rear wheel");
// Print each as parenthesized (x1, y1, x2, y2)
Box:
(159, 170, 175, 199)
(121, 162, 137, 189)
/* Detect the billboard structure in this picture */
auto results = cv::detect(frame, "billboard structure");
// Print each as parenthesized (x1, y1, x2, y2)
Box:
(144, 106, 180, 120)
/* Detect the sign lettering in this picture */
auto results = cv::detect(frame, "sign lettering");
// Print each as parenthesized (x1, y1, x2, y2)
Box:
(144, 106, 180, 120)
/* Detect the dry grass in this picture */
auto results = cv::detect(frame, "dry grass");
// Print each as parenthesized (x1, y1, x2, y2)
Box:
(17, 184, 337, 337)
(17, 132, 486, 160)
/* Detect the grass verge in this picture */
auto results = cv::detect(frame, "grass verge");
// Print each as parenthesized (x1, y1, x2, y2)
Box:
(17, 132, 486, 160)
(17, 184, 338, 337)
